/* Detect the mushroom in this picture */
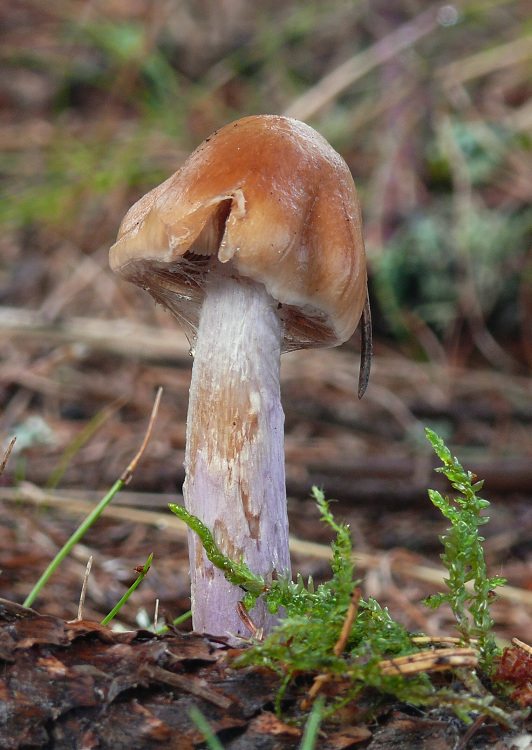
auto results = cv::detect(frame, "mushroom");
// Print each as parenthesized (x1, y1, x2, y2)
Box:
(109, 115, 371, 640)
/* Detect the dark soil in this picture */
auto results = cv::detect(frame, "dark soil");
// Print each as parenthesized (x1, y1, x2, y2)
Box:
(1, 1, 531, 747)
(1, 598, 530, 750)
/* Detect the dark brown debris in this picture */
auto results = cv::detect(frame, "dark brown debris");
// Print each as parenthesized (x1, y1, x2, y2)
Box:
(0, 599, 280, 750)
(1, 600, 531, 750)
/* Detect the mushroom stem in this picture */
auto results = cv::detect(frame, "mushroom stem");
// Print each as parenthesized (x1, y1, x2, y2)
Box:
(183, 264, 290, 639)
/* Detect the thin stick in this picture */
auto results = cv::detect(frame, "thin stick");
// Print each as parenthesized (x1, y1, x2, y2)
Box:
(301, 674, 332, 711)
(121, 387, 162, 483)
(23, 388, 163, 608)
(377, 647, 478, 676)
(77, 556, 93, 621)
(153, 598, 159, 634)
(236, 601, 264, 640)
(142, 665, 233, 710)
(12, 484, 532, 609)
(333, 588, 361, 657)
(412, 636, 478, 646)
(438, 35, 532, 89)
(512, 637, 532, 655)
(0, 437, 16, 480)
(0, 306, 190, 363)
(302, 588, 361, 709)
(101, 553, 153, 626)
(456, 715, 488, 750)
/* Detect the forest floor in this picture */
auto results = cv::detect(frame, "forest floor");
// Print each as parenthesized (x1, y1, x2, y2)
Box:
(1, 329, 532, 749)
(1, 1, 532, 746)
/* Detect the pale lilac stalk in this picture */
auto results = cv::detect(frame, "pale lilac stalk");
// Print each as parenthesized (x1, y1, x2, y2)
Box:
(183, 266, 290, 639)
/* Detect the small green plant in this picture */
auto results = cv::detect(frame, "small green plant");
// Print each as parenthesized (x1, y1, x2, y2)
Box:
(171, 431, 515, 727)
(423, 428, 506, 673)
(101, 553, 153, 626)
(189, 697, 325, 750)
(23, 390, 163, 613)
(171, 490, 362, 631)
(23, 475, 136, 609)
(188, 707, 226, 750)
(299, 695, 325, 750)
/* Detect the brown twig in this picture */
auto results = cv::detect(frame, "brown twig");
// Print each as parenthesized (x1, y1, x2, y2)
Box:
(377, 647, 478, 676)
(236, 601, 264, 641)
(456, 714, 488, 750)
(138, 664, 233, 710)
(301, 588, 361, 709)
(153, 599, 159, 633)
(4, 482, 532, 611)
(412, 636, 479, 646)
(0, 306, 190, 362)
(76, 555, 93, 621)
(334, 589, 361, 657)
(512, 637, 532, 655)
(438, 35, 532, 89)
(0, 437, 16, 480)
(120, 387, 163, 483)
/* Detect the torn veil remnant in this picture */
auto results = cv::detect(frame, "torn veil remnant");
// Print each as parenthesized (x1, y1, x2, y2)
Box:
(109, 115, 371, 640)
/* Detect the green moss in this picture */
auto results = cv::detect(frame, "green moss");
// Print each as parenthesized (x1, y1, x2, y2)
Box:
(423, 428, 506, 673)
(170, 431, 518, 726)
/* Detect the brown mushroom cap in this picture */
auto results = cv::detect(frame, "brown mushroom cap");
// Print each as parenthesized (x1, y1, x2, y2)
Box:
(109, 115, 367, 351)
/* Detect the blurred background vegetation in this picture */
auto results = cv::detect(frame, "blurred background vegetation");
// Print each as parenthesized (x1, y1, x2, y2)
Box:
(1, 0, 532, 634)
(1, 0, 531, 366)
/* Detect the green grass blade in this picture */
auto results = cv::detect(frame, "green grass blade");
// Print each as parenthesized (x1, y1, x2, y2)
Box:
(300, 695, 325, 750)
(156, 609, 192, 634)
(101, 553, 153, 626)
(188, 707, 225, 750)
(23, 387, 162, 609)
(23, 477, 125, 607)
